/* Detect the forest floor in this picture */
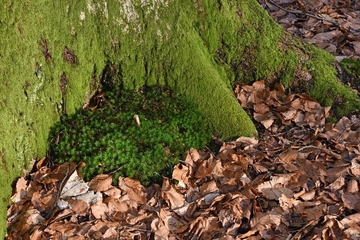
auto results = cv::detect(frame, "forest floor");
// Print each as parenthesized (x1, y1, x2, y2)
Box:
(259, 0, 360, 57)
(7, 80, 360, 239)
(6, 1, 360, 239)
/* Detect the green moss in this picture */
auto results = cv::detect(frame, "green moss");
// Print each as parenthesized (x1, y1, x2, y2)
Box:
(302, 46, 360, 117)
(198, 0, 298, 86)
(0, 1, 258, 236)
(2, 0, 360, 237)
(209, 2, 360, 117)
(48, 86, 211, 186)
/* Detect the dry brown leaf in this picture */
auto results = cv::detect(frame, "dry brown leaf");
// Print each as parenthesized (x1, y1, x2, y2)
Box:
(151, 218, 170, 240)
(172, 163, 189, 188)
(31, 190, 57, 213)
(10, 177, 28, 203)
(346, 179, 359, 194)
(341, 191, 360, 211)
(235, 136, 259, 146)
(341, 213, 360, 228)
(297, 189, 316, 201)
(88, 174, 112, 192)
(103, 186, 122, 198)
(301, 204, 326, 221)
(280, 108, 297, 121)
(188, 216, 222, 239)
(278, 149, 299, 162)
(327, 176, 346, 191)
(25, 209, 45, 225)
(254, 112, 275, 129)
(160, 208, 188, 233)
(240, 212, 274, 239)
(91, 200, 109, 220)
(7, 75, 360, 239)
(161, 178, 186, 209)
(118, 177, 147, 204)
(67, 199, 88, 215)
(199, 180, 218, 194)
(253, 103, 270, 114)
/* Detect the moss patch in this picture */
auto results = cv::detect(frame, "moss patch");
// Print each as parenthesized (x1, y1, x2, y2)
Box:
(48, 86, 212, 186)
(283, 43, 360, 117)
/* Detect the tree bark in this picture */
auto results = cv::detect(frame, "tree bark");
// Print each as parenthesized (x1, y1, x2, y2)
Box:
(1, 0, 359, 237)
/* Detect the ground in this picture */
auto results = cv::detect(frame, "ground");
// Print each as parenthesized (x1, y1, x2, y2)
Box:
(7, 81, 360, 239)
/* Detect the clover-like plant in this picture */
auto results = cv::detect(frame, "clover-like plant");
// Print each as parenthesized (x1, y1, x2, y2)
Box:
(48, 85, 211, 185)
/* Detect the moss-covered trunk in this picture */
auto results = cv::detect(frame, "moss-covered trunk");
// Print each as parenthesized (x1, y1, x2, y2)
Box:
(1, 0, 359, 237)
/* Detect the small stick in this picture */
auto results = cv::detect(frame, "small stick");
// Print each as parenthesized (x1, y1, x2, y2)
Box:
(45, 162, 70, 219)
(266, 0, 339, 27)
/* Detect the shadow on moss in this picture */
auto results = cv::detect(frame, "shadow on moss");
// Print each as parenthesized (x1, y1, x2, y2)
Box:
(48, 85, 212, 186)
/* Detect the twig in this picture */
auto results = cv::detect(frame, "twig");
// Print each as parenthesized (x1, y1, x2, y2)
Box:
(107, 166, 123, 176)
(336, 120, 358, 142)
(116, 223, 121, 240)
(205, 145, 218, 158)
(297, 145, 319, 152)
(169, 190, 221, 211)
(298, 145, 342, 160)
(45, 162, 70, 219)
(290, 218, 321, 240)
(266, 0, 339, 27)
(122, 224, 152, 232)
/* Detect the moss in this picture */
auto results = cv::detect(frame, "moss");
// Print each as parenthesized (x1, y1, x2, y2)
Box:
(0, 0, 264, 236)
(48, 86, 212, 186)
(201, 0, 293, 86)
(208, 2, 360, 117)
(300, 45, 360, 117)
(1, 0, 360, 237)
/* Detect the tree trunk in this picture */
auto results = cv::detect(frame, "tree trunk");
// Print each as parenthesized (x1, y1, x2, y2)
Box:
(1, 0, 359, 237)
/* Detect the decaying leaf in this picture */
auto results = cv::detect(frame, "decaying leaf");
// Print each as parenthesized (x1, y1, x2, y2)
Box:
(88, 174, 112, 192)
(259, 0, 360, 56)
(7, 79, 360, 239)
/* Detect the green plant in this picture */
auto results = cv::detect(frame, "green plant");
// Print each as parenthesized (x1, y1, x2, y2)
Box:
(48, 85, 211, 186)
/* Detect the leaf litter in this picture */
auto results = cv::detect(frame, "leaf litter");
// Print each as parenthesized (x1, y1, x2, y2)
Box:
(259, 0, 360, 56)
(7, 80, 360, 239)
